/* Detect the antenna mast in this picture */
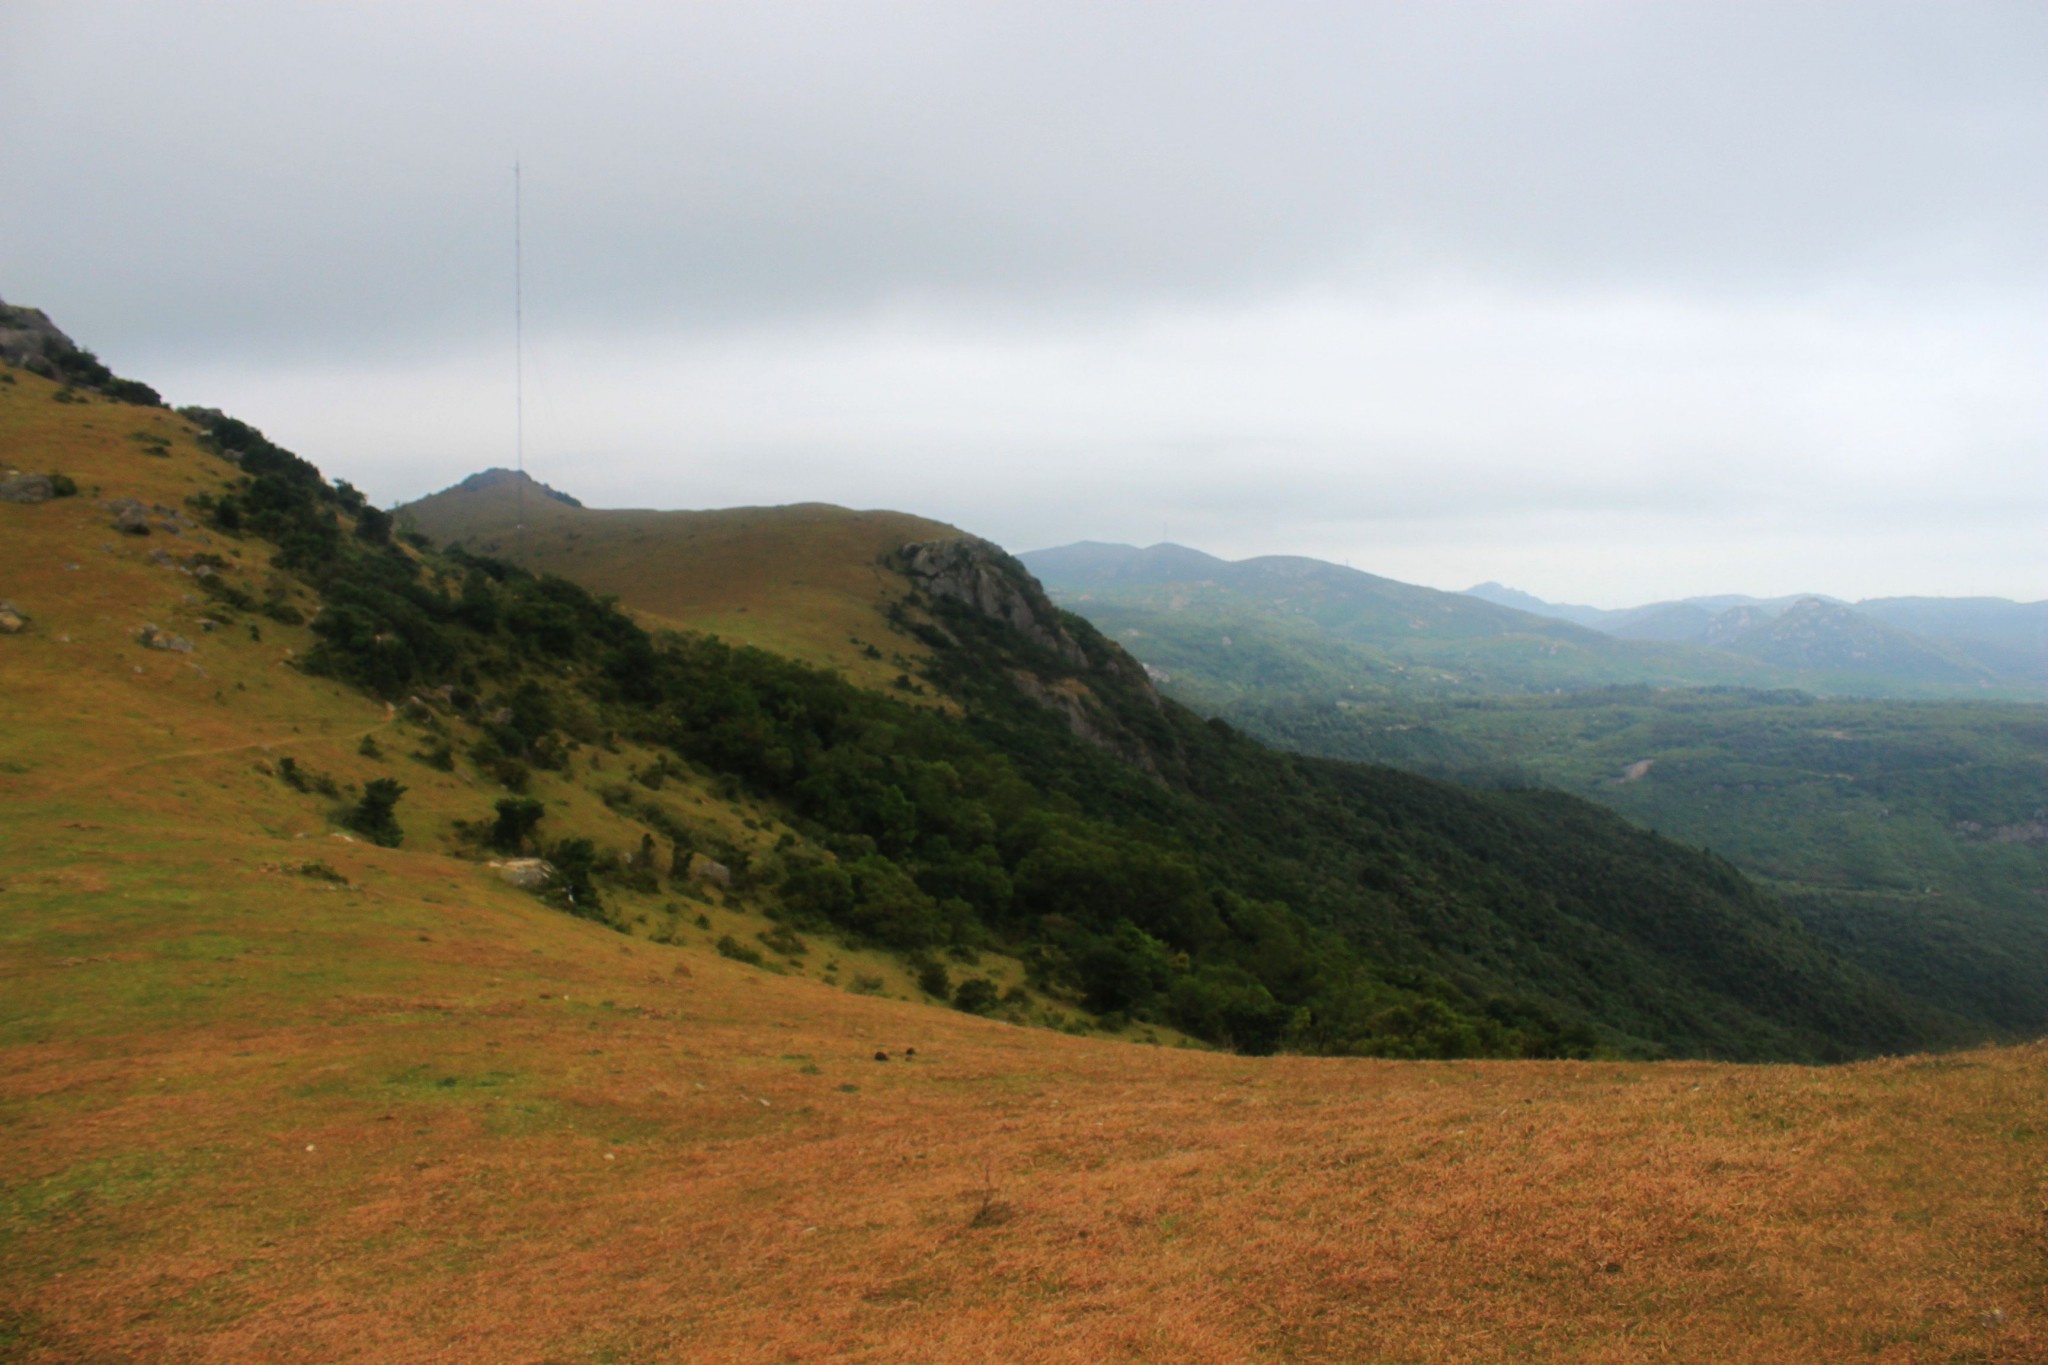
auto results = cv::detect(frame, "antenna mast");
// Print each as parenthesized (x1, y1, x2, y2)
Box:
(514, 158, 525, 559)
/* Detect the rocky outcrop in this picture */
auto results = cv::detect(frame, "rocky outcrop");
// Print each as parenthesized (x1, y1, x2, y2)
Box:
(685, 855, 732, 887)
(0, 300, 75, 376)
(899, 536, 1090, 668)
(898, 535, 1171, 775)
(0, 473, 53, 504)
(492, 858, 555, 890)
(138, 624, 193, 653)
(0, 297, 160, 405)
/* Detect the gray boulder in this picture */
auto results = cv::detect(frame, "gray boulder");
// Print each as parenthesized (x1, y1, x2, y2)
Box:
(109, 501, 151, 535)
(138, 624, 193, 653)
(0, 300, 76, 372)
(687, 856, 732, 887)
(493, 858, 555, 890)
(0, 473, 52, 504)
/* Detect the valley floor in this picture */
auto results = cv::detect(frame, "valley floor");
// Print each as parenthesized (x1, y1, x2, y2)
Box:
(5, 813, 2047, 1363)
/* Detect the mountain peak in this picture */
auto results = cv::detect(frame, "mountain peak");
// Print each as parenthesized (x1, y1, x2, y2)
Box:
(447, 467, 584, 508)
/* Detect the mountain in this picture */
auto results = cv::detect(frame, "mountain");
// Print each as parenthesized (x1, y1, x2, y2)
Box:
(1030, 543, 2043, 702)
(1029, 544, 2048, 1034)
(1608, 600, 1721, 642)
(9, 305, 2048, 1360)
(1463, 579, 1612, 628)
(1023, 541, 2029, 703)
(1859, 596, 2048, 682)
(403, 467, 961, 690)
(1471, 580, 2046, 692)
(1717, 596, 2002, 686)
(5, 354, 1952, 1064)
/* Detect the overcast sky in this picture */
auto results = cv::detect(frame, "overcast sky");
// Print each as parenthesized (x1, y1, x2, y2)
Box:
(4, 1, 2043, 605)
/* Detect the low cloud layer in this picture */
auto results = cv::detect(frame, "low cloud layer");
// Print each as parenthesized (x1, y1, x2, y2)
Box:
(5, 1, 2043, 603)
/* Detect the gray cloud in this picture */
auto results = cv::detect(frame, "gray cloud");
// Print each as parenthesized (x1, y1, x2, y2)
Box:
(3, 1, 2043, 603)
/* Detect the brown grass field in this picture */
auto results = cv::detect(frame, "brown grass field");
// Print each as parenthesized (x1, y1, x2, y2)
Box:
(403, 472, 959, 690)
(5, 372, 2048, 1362)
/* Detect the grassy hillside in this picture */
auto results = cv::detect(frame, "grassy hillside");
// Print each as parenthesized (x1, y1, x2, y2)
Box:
(7, 345, 2048, 1360)
(403, 468, 957, 691)
(11, 810, 2048, 1361)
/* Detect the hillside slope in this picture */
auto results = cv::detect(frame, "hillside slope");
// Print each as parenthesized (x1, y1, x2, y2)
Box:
(7, 324, 2048, 1361)
(1223, 687, 2048, 1038)
(403, 467, 957, 690)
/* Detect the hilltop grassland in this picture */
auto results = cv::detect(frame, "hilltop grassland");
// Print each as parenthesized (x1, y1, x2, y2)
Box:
(403, 471, 958, 691)
(5, 365, 2048, 1361)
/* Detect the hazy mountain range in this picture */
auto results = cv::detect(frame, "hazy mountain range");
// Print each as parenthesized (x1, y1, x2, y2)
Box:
(1467, 580, 2047, 684)
(1023, 541, 2044, 701)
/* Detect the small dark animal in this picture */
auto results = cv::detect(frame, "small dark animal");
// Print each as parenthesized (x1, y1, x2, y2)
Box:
(873, 1050, 890, 1062)
(904, 1047, 917, 1059)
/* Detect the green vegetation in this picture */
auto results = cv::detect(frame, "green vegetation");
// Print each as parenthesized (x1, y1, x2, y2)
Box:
(344, 777, 406, 848)
(160, 409, 1960, 1062)
(1225, 687, 2048, 1036)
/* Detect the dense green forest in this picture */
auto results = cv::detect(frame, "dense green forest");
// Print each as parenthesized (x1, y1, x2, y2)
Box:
(1205, 689, 2048, 1037)
(175, 407, 1957, 1062)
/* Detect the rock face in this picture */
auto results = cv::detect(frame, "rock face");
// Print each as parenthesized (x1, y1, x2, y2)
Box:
(898, 537, 1090, 668)
(492, 859, 555, 890)
(687, 856, 732, 887)
(138, 624, 194, 653)
(0, 473, 53, 504)
(0, 297, 161, 405)
(897, 535, 1171, 775)
(0, 300, 77, 377)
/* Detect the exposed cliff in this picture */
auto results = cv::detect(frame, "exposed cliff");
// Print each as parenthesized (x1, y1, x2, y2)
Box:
(897, 535, 1174, 775)
(0, 297, 161, 406)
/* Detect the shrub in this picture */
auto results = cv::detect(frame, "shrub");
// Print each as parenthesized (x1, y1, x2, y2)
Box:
(345, 777, 406, 848)
(489, 796, 545, 853)
(915, 957, 951, 999)
(952, 978, 999, 1015)
(759, 924, 808, 958)
(716, 934, 765, 967)
(547, 836, 601, 914)
(47, 473, 77, 498)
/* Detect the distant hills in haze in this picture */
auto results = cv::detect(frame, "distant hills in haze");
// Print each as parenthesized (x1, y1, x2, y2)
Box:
(1467, 580, 2047, 688)
(1022, 541, 2044, 702)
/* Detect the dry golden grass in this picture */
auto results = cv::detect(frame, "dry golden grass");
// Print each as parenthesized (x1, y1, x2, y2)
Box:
(5, 373, 2048, 1362)
(404, 475, 960, 690)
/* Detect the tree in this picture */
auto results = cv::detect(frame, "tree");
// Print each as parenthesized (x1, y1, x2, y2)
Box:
(952, 978, 999, 1015)
(489, 797, 545, 853)
(347, 778, 406, 848)
(547, 837, 602, 916)
(915, 957, 952, 998)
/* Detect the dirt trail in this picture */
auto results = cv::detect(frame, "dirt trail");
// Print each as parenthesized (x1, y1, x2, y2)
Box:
(34, 717, 397, 796)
